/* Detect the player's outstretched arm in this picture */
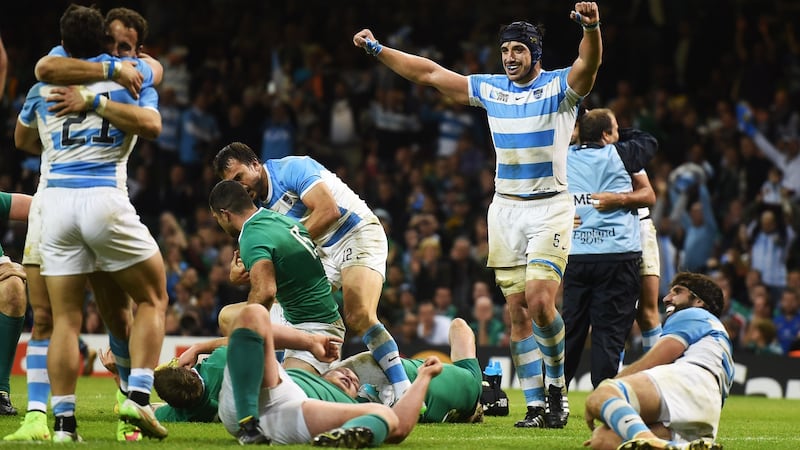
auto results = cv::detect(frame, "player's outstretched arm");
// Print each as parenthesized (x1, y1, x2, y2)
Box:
(353, 28, 469, 105)
(568, 2, 603, 96)
(616, 336, 684, 378)
(385, 357, 443, 443)
(36, 55, 143, 98)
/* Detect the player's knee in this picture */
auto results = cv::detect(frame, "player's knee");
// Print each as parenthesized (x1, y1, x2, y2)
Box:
(450, 317, 469, 332)
(30, 305, 53, 337)
(586, 381, 619, 416)
(233, 304, 269, 330)
(0, 276, 27, 315)
(343, 308, 374, 335)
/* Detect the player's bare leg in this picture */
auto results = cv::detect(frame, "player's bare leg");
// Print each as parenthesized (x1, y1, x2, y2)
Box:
(342, 265, 411, 400)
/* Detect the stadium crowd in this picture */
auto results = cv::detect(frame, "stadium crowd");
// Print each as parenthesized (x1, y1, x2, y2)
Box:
(0, 0, 799, 358)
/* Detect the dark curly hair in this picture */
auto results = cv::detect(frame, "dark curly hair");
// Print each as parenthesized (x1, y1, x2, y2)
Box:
(153, 367, 203, 409)
(670, 272, 724, 317)
(105, 7, 149, 48)
(212, 142, 260, 179)
(60, 4, 107, 58)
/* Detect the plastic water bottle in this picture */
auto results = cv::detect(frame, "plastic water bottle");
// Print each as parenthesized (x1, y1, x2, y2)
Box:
(483, 360, 502, 389)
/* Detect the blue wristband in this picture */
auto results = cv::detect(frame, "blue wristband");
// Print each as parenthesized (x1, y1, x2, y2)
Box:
(364, 38, 383, 57)
(107, 60, 116, 79)
(92, 94, 101, 110)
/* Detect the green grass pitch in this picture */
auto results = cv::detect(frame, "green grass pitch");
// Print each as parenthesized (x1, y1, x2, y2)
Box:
(1, 375, 798, 448)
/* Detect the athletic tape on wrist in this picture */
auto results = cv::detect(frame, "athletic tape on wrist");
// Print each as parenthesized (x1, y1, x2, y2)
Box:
(96, 96, 108, 115)
(364, 38, 383, 57)
(106, 61, 116, 80)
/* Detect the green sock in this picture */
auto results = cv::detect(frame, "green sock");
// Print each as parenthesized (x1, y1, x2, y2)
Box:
(341, 414, 389, 447)
(0, 312, 24, 392)
(227, 328, 265, 422)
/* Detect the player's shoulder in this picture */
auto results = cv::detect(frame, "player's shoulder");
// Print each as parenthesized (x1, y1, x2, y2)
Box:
(537, 66, 571, 83)
(274, 155, 323, 173)
(472, 73, 510, 86)
(664, 307, 721, 335)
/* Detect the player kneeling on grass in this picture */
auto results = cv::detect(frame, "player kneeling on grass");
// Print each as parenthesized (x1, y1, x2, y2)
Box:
(583, 272, 731, 450)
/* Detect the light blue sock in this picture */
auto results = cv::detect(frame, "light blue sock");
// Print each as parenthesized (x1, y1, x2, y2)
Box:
(363, 323, 411, 398)
(600, 397, 649, 441)
(128, 368, 154, 406)
(109, 334, 131, 393)
(533, 314, 565, 388)
(25, 339, 50, 413)
(51, 394, 76, 417)
(511, 335, 544, 407)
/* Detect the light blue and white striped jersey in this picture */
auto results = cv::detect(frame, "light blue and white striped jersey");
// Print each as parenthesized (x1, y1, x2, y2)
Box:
(467, 67, 581, 197)
(259, 156, 378, 248)
(18, 53, 158, 190)
(662, 307, 734, 404)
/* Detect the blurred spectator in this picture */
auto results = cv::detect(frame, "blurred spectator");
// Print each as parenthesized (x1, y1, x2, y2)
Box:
(194, 287, 220, 336)
(260, 100, 296, 160)
(469, 295, 504, 347)
(178, 91, 220, 171)
(742, 317, 784, 356)
(164, 306, 181, 336)
(739, 103, 800, 203)
(713, 270, 748, 350)
(154, 86, 182, 170)
(748, 207, 795, 303)
(397, 312, 423, 347)
(749, 285, 774, 323)
(410, 236, 449, 302)
(432, 286, 457, 319)
(417, 301, 451, 346)
(159, 45, 190, 106)
(774, 288, 800, 354)
(164, 243, 188, 304)
(446, 236, 486, 317)
(671, 169, 718, 272)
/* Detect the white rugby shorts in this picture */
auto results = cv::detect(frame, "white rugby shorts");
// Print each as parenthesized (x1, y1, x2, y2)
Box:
(38, 187, 158, 275)
(487, 192, 573, 276)
(219, 365, 311, 444)
(317, 222, 387, 288)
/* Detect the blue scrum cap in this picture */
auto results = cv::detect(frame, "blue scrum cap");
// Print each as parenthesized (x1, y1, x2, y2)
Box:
(498, 21, 542, 62)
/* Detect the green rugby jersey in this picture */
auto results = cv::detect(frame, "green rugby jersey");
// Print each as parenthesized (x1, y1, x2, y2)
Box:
(155, 346, 227, 422)
(239, 208, 339, 324)
(0, 192, 12, 257)
(286, 367, 356, 404)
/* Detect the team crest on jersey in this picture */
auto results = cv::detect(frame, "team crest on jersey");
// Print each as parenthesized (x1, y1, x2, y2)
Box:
(533, 88, 543, 99)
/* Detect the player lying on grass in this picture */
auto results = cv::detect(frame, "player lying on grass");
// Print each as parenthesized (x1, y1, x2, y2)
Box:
(220, 303, 439, 446)
(583, 272, 731, 450)
(151, 317, 484, 426)
(332, 318, 483, 424)
(108, 303, 439, 446)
